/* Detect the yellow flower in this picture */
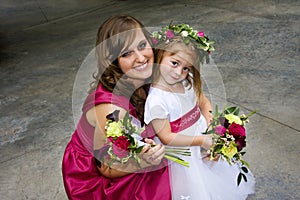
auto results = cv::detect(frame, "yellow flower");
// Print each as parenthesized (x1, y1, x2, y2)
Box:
(106, 121, 123, 137)
(221, 142, 238, 159)
(225, 113, 243, 125)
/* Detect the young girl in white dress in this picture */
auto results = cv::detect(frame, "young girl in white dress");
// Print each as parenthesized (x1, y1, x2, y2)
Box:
(144, 24, 255, 200)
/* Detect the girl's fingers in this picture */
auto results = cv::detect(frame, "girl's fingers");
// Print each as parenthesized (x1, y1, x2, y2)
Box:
(144, 138, 156, 145)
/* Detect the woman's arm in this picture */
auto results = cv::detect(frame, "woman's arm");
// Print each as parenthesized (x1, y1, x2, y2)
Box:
(151, 118, 212, 149)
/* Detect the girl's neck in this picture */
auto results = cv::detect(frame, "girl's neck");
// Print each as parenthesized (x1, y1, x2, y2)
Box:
(153, 81, 185, 93)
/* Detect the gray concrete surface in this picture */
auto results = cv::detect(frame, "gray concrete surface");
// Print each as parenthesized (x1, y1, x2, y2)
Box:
(0, 0, 299, 199)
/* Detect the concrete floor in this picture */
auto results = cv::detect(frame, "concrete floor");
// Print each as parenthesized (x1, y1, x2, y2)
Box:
(0, 0, 299, 199)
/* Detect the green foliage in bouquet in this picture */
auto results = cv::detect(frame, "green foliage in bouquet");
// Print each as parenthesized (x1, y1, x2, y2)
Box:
(204, 105, 257, 186)
(104, 110, 191, 168)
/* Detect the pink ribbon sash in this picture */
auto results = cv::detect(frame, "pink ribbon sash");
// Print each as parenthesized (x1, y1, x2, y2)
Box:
(170, 105, 201, 133)
(142, 105, 201, 138)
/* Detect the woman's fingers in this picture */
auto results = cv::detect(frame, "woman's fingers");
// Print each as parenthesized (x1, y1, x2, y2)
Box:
(142, 143, 165, 165)
(141, 143, 151, 154)
(150, 146, 165, 165)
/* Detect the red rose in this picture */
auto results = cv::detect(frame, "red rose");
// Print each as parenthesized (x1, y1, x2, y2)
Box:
(236, 136, 246, 151)
(112, 136, 130, 158)
(228, 122, 246, 138)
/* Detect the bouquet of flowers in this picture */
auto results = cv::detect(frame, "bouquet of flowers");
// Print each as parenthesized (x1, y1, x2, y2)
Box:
(204, 106, 257, 185)
(103, 110, 191, 167)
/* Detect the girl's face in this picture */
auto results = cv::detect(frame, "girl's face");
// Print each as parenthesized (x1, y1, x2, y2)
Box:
(118, 30, 154, 83)
(157, 52, 192, 87)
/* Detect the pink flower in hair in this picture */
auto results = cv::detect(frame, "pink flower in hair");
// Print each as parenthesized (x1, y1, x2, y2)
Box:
(197, 31, 205, 37)
(166, 30, 175, 39)
(152, 37, 158, 44)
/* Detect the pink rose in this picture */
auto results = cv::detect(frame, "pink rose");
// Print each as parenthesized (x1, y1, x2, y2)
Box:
(228, 123, 246, 138)
(166, 30, 175, 39)
(112, 136, 130, 158)
(107, 137, 113, 143)
(215, 125, 226, 136)
(197, 31, 205, 37)
(151, 37, 158, 44)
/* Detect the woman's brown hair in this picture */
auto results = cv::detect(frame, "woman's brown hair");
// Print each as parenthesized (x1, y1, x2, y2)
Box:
(90, 15, 153, 124)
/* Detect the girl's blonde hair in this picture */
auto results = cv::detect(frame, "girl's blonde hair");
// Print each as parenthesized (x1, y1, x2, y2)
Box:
(154, 36, 203, 101)
(90, 15, 153, 123)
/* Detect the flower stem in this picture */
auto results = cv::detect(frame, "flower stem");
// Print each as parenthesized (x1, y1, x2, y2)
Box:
(164, 154, 190, 167)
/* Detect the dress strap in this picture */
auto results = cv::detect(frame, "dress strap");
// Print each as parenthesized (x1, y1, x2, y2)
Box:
(82, 84, 137, 117)
(170, 105, 201, 133)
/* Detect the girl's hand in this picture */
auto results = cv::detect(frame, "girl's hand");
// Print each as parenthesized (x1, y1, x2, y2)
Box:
(201, 135, 220, 162)
(201, 134, 213, 150)
(202, 153, 220, 162)
(141, 138, 165, 166)
(204, 112, 213, 127)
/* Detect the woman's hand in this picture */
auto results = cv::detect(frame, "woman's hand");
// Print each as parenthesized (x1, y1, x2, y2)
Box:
(97, 140, 165, 178)
(140, 138, 165, 166)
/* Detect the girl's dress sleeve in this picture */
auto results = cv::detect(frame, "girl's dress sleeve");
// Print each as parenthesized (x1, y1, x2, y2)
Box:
(144, 87, 169, 124)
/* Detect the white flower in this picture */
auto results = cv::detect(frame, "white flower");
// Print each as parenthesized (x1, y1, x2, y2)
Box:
(152, 31, 162, 39)
(181, 31, 188, 37)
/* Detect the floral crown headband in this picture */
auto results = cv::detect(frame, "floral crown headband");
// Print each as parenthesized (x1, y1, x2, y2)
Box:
(151, 23, 215, 63)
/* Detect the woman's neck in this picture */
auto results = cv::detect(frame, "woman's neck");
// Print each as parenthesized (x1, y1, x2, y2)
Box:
(125, 77, 146, 89)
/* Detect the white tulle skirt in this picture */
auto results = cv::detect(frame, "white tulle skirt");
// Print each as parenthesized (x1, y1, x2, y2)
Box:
(168, 145, 255, 200)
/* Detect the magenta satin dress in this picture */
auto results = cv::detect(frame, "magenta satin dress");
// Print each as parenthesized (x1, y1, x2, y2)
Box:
(62, 84, 171, 200)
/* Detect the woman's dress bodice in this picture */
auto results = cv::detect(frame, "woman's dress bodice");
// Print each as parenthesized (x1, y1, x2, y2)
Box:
(62, 84, 171, 200)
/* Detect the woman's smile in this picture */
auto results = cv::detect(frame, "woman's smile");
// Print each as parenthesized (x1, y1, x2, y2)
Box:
(134, 60, 149, 71)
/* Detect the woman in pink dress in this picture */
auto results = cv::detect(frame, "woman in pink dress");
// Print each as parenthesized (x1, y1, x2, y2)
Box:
(62, 15, 213, 200)
(62, 15, 171, 200)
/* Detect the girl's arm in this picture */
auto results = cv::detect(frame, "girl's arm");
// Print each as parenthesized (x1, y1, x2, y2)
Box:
(87, 104, 164, 178)
(151, 118, 212, 149)
(198, 93, 213, 125)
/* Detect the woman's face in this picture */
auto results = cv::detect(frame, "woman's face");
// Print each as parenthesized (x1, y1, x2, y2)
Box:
(118, 30, 154, 82)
